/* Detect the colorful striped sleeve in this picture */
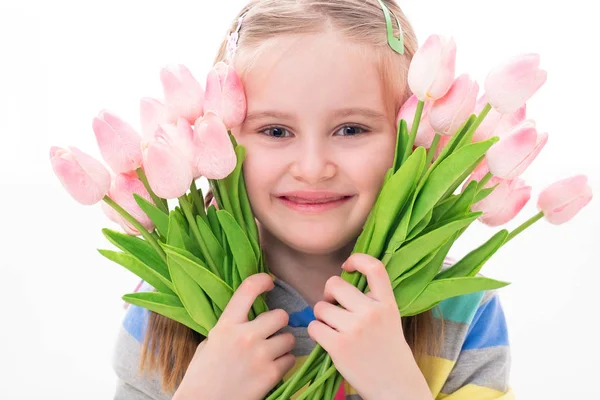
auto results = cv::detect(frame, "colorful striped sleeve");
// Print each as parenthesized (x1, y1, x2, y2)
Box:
(428, 289, 514, 399)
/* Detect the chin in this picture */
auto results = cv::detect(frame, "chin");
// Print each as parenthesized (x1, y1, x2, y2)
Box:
(277, 224, 359, 255)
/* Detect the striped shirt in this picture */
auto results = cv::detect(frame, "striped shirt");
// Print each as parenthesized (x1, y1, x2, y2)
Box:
(112, 274, 513, 399)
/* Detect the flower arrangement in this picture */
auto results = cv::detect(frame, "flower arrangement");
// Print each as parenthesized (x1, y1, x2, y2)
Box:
(50, 32, 592, 400)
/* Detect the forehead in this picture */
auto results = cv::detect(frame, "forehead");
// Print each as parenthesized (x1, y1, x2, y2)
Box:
(239, 31, 387, 119)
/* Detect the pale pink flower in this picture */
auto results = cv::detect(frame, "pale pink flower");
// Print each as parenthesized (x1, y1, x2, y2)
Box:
(142, 128, 193, 199)
(203, 61, 247, 129)
(193, 112, 237, 179)
(92, 110, 142, 174)
(484, 53, 547, 114)
(467, 164, 532, 226)
(472, 96, 527, 142)
(537, 175, 593, 224)
(408, 34, 457, 102)
(429, 74, 479, 136)
(160, 64, 205, 125)
(140, 97, 169, 140)
(160, 117, 203, 178)
(396, 95, 436, 148)
(50, 146, 111, 205)
(102, 171, 155, 235)
(486, 120, 548, 179)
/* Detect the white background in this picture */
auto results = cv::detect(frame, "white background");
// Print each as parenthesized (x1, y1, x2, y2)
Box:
(1, 0, 598, 398)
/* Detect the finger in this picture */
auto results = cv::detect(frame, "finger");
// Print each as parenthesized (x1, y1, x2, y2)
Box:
(307, 320, 339, 355)
(342, 253, 394, 303)
(323, 275, 370, 313)
(264, 332, 296, 360)
(272, 353, 297, 380)
(219, 273, 274, 324)
(248, 308, 290, 338)
(313, 300, 353, 332)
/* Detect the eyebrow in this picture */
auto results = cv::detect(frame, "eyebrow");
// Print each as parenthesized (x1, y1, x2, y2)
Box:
(244, 107, 387, 123)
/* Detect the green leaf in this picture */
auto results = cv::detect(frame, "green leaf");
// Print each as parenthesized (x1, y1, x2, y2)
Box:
(98, 249, 175, 295)
(436, 230, 508, 280)
(431, 195, 459, 224)
(222, 145, 245, 229)
(133, 194, 169, 237)
(409, 137, 498, 231)
(440, 180, 478, 222)
(385, 190, 418, 253)
(122, 291, 208, 336)
(369, 147, 426, 256)
(196, 215, 224, 266)
(394, 238, 454, 311)
(406, 208, 432, 241)
(166, 211, 202, 260)
(206, 205, 223, 244)
(473, 184, 498, 204)
(400, 276, 510, 316)
(434, 115, 477, 165)
(238, 169, 261, 262)
(385, 214, 479, 282)
(162, 244, 234, 313)
(168, 256, 218, 330)
(217, 210, 258, 282)
(393, 119, 409, 172)
(102, 228, 168, 278)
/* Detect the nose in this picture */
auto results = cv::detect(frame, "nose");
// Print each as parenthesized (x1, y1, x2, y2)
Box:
(289, 136, 336, 184)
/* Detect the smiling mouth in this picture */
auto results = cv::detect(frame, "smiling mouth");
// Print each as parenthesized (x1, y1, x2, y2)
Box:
(277, 195, 354, 213)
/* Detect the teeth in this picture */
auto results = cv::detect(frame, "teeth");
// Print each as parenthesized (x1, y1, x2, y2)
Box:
(286, 196, 345, 204)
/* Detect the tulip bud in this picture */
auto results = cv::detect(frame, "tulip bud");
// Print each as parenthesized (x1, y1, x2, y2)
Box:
(484, 53, 547, 114)
(429, 74, 479, 136)
(50, 146, 111, 205)
(408, 34, 457, 102)
(204, 61, 247, 129)
(102, 172, 156, 235)
(537, 175, 593, 224)
(193, 112, 237, 179)
(142, 128, 193, 199)
(396, 95, 436, 148)
(160, 64, 205, 125)
(473, 96, 527, 143)
(473, 176, 532, 226)
(140, 97, 168, 140)
(161, 118, 202, 178)
(486, 120, 548, 179)
(92, 110, 143, 174)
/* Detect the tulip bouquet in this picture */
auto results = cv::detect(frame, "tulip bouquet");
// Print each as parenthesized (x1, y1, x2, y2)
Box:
(51, 33, 592, 400)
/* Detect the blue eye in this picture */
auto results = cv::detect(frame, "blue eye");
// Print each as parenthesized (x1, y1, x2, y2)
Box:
(336, 125, 367, 137)
(259, 125, 368, 139)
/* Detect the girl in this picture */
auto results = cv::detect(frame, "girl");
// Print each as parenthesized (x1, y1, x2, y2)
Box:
(113, 1, 512, 399)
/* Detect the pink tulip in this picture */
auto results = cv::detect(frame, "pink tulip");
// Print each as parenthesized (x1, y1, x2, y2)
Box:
(486, 120, 548, 179)
(537, 175, 593, 224)
(160, 64, 205, 125)
(429, 74, 479, 136)
(484, 53, 547, 114)
(396, 95, 436, 148)
(407, 34, 457, 102)
(102, 172, 155, 235)
(161, 117, 203, 179)
(92, 110, 143, 174)
(140, 97, 168, 140)
(473, 95, 527, 142)
(193, 112, 237, 179)
(204, 61, 247, 129)
(50, 146, 111, 205)
(142, 128, 193, 199)
(466, 165, 532, 227)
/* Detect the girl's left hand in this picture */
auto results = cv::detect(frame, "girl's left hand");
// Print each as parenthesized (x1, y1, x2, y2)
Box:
(307, 253, 433, 400)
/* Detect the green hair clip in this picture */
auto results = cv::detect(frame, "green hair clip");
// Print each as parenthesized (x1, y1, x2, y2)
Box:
(376, 0, 404, 55)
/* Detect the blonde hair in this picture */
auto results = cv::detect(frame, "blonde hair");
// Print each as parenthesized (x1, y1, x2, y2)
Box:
(139, 0, 443, 393)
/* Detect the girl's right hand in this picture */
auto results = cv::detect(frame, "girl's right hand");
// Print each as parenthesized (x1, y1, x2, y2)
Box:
(173, 273, 297, 400)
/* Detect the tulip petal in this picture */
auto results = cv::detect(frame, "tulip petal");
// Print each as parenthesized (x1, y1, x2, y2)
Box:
(160, 64, 205, 125)
(537, 175, 593, 224)
(140, 97, 168, 140)
(479, 184, 531, 226)
(92, 110, 143, 174)
(204, 62, 247, 129)
(193, 112, 236, 179)
(485, 121, 539, 179)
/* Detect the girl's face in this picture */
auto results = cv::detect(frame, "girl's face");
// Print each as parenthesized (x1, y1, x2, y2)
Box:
(232, 31, 398, 255)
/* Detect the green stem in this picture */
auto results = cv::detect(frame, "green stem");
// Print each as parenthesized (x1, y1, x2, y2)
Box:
(425, 133, 441, 169)
(327, 372, 344, 399)
(190, 180, 207, 222)
(459, 103, 492, 147)
(478, 171, 493, 190)
(103, 196, 166, 262)
(401, 100, 425, 165)
(177, 196, 221, 278)
(136, 168, 168, 213)
(266, 352, 325, 400)
(504, 211, 544, 244)
(311, 356, 333, 399)
(295, 365, 338, 400)
(278, 344, 326, 399)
